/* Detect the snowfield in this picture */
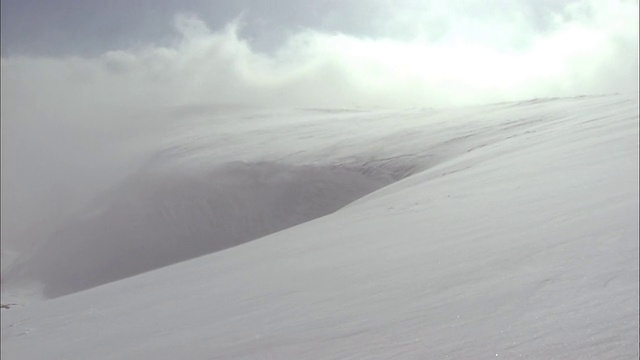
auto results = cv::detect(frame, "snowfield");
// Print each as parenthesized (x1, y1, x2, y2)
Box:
(1, 94, 639, 359)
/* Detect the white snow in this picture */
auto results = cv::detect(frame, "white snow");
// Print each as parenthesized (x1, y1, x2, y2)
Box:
(1, 93, 638, 359)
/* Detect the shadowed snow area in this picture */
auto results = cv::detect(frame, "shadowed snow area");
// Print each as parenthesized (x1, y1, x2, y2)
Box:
(17, 161, 398, 298)
(1, 94, 638, 359)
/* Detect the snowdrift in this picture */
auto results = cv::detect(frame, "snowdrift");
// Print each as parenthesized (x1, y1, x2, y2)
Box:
(2, 94, 638, 359)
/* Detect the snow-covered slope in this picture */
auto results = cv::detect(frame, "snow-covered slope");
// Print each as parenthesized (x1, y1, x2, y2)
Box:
(2, 94, 638, 359)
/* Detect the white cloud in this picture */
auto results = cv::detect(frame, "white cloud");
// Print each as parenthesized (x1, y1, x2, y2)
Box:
(2, 1, 637, 114)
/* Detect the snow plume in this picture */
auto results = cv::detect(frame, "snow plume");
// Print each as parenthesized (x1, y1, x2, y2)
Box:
(0, 0, 638, 276)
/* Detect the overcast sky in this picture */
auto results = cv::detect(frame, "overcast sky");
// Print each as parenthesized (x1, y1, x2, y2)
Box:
(1, 0, 638, 109)
(0, 0, 596, 56)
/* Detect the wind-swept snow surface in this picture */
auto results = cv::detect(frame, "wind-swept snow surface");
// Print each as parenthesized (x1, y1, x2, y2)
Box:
(2, 94, 639, 359)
